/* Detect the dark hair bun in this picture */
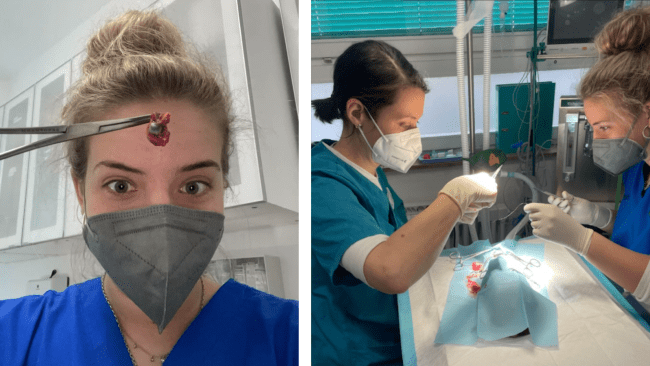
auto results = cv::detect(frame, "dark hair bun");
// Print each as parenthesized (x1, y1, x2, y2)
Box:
(312, 97, 341, 123)
(84, 10, 186, 75)
(596, 7, 650, 56)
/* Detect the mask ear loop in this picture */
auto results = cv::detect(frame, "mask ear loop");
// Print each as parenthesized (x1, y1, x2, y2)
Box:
(618, 113, 648, 159)
(356, 123, 377, 158)
(354, 104, 382, 158)
(82, 185, 87, 225)
(362, 105, 388, 142)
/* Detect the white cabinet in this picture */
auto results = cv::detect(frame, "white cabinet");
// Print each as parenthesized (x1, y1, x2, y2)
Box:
(207, 255, 285, 298)
(162, 0, 298, 215)
(22, 63, 71, 244)
(63, 52, 85, 238)
(0, 89, 34, 250)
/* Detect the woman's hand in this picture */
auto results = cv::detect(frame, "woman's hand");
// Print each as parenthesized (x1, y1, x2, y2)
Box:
(524, 203, 594, 255)
(548, 191, 613, 229)
(438, 172, 498, 224)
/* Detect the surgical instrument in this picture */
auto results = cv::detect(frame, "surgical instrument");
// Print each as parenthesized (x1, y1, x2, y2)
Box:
(450, 246, 504, 271)
(491, 165, 503, 179)
(504, 250, 540, 278)
(0, 114, 152, 161)
(450, 246, 540, 279)
(532, 186, 555, 197)
(532, 186, 575, 204)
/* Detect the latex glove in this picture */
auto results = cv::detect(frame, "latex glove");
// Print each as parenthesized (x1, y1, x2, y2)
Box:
(439, 172, 498, 224)
(547, 191, 612, 229)
(524, 203, 594, 255)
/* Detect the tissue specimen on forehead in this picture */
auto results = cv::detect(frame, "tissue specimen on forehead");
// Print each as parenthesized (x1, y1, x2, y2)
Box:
(147, 112, 171, 146)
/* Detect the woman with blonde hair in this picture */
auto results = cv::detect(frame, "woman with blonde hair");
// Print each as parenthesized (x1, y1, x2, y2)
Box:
(525, 6, 650, 311)
(0, 10, 297, 365)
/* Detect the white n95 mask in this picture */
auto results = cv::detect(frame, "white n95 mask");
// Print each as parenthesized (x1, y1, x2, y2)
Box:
(83, 204, 225, 333)
(358, 106, 422, 173)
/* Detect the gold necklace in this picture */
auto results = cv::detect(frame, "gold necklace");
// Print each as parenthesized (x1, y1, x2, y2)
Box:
(101, 274, 205, 365)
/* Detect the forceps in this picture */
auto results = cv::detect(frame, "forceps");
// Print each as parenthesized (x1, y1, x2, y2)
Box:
(503, 250, 541, 278)
(0, 115, 151, 161)
(450, 246, 503, 271)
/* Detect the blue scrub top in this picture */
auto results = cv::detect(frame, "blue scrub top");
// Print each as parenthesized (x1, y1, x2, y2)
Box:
(312, 140, 408, 366)
(0, 278, 298, 365)
(611, 161, 650, 254)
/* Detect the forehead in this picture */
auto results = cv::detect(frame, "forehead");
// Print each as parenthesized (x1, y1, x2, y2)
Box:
(584, 97, 633, 125)
(381, 87, 425, 118)
(86, 99, 222, 172)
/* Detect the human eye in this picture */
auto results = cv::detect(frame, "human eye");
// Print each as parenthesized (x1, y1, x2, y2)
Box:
(180, 181, 211, 195)
(104, 180, 135, 194)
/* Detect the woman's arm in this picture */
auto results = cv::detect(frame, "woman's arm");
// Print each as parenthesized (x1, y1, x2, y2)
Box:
(363, 194, 461, 294)
(525, 203, 649, 293)
(586, 232, 650, 293)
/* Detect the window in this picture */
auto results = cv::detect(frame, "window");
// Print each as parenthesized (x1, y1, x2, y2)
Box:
(312, 0, 549, 40)
(311, 68, 588, 146)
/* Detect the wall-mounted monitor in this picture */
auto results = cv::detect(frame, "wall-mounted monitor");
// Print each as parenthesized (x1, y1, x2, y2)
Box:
(546, 0, 624, 54)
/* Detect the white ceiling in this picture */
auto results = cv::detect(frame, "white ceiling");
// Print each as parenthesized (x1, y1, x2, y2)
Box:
(0, 0, 111, 81)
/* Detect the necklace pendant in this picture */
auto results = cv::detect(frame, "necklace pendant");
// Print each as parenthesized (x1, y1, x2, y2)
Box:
(151, 355, 155, 362)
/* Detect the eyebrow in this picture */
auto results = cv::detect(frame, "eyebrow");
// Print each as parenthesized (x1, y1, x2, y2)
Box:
(179, 160, 221, 173)
(94, 160, 221, 174)
(94, 161, 144, 174)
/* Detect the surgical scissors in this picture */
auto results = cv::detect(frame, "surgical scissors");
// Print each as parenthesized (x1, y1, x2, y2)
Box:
(504, 251, 540, 278)
(0, 115, 152, 161)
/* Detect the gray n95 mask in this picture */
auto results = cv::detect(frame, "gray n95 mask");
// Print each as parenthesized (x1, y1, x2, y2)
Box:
(83, 204, 225, 333)
(592, 137, 648, 175)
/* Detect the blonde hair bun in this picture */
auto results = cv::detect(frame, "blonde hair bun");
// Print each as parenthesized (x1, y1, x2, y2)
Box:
(84, 10, 186, 75)
(595, 7, 650, 56)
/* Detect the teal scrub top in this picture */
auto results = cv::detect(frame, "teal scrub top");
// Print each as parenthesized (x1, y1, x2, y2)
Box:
(311, 140, 408, 366)
(611, 161, 650, 254)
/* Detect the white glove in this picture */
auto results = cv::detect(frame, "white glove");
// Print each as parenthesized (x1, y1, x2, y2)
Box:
(439, 172, 498, 224)
(548, 191, 612, 229)
(524, 203, 594, 255)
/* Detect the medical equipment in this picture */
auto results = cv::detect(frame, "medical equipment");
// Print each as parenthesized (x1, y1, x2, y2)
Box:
(556, 96, 618, 201)
(449, 246, 499, 270)
(496, 82, 555, 155)
(449, 245, 540, 280)
(400, 238, 650, 365)
(491, 165, 502, 179)
(532, 185, 558, 198)
(434, 240, 557, 347)
(453, 0, 494, 244)
(0, 114, 151, 161)
(545, 0, 624, 57)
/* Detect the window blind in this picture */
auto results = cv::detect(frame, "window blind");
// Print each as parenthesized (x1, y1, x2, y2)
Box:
(311, 0, 550, 40)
